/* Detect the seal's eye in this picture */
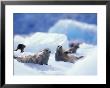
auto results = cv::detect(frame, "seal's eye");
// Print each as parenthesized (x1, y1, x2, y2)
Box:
(45, 49, 48, 51)
(58, 45, 62, 48)
(49, 51, 51, 53)
(45, 48, 50, 52)
(45, 49, 51, 53)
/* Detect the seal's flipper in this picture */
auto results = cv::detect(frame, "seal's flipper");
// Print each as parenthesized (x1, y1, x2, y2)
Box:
(77, 56, 84, 59)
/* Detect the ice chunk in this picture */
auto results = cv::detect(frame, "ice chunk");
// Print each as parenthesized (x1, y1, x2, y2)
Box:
(14, 32, 69, 53)
(49, 19, 97, 45)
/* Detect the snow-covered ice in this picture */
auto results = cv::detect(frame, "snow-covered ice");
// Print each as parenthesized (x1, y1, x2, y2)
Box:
(14, 43, 97, 75)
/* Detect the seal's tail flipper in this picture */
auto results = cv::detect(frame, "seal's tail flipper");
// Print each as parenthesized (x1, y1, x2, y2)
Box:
(77, 56, 84, 59)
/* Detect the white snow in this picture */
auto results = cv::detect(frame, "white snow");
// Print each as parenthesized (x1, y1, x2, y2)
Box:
(14, 43, 97, 75)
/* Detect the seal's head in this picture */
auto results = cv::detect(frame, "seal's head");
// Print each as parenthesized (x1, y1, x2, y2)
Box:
(69, 43, 80, 49)
(43, 48, 51, 54)
(56, 45, 63, 55)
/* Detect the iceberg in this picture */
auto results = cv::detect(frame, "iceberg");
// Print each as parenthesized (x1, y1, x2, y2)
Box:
(49, 19, 97, 45)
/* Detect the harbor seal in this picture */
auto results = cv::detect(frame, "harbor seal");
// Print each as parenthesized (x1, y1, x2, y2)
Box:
(14, 48, 51, 65)
(55, 45, 83, 63)
(64, 42, 80, 54)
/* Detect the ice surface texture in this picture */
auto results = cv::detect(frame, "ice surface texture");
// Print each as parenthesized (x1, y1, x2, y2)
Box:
(14, 33, 97, 75)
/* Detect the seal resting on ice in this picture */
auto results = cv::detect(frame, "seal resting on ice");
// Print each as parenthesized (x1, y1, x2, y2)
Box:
(64, 42, 80, 54)
(55, 45, 83, 63)
(14, 48, 51, 65)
